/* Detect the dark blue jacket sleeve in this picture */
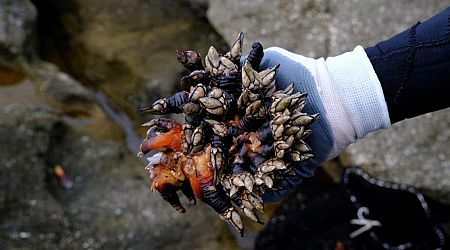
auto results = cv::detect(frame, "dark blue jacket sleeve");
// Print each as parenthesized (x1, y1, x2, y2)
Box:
(365, 7, 450, 123)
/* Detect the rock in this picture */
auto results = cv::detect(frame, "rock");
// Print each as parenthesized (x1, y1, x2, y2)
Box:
(0, 1, 241, 248)
(32, 0, 228, 123)
(207, 0, 331, 57)
(0, 0, 37, 66)
(35, 63, 94, 105)
(0, 104, 238, 249)
(0, 74, 239, 249)
(0, 105, 68, 249)
(38, 62, 129, 141)
(0, 0, 37, 86)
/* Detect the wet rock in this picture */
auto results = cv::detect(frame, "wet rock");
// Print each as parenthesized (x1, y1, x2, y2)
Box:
(0, 0, 37, 85)
(0, 59, 238, 248)
(35, 63, 94, 106)
(0, 105, 67, 249)
(0, 0, 37, 66)
(31, 0, 228, 124)
(0, 103, 238, 249)
(0, 60, 125, 141)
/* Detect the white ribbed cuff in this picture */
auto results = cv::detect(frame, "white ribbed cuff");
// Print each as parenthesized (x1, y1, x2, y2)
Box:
(325, 45, 391, 141)
(264, 46, 391, 159)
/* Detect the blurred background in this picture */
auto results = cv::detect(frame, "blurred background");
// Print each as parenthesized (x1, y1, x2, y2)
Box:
(0, 0, 449, 249)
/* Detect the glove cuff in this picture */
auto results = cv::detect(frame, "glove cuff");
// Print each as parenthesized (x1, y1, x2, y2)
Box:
(322, 46, 391, 156)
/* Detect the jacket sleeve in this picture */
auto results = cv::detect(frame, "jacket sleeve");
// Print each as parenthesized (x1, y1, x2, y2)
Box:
(365, 7, 450, 123)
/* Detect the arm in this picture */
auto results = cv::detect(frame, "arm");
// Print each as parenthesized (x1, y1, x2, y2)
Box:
(365, 7, 450, 123)
(259, 7, 450, 201)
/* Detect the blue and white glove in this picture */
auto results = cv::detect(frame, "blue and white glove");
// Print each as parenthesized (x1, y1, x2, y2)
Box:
(259, 46, 391, 201)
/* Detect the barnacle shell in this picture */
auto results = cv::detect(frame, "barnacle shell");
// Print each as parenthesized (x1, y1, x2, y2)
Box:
(138, 32, 318, 235)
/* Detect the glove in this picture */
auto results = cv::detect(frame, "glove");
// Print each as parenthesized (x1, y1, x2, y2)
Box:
(256, 46, 391, 201)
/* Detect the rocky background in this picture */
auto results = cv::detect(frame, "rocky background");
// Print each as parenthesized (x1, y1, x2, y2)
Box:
(0, 0, 449, 249)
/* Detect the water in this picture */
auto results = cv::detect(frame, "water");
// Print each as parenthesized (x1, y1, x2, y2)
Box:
(94, 91, 141, 154)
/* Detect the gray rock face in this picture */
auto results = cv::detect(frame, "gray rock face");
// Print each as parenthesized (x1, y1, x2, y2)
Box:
(35, 63, 94, 104)
(0, 104, 238, 249)
(207, 0, 331, 57)
(206, 0, 450, 203)
(0, 0, 37, 65)
(0, 67, 238, 249)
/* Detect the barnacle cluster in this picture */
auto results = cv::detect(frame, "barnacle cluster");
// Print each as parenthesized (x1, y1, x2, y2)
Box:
(138, 32, 318, 235)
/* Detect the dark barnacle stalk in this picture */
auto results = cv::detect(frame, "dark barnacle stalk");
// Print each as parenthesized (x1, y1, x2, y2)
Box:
(247, 42, 264, 72)
(137, 32, 318, 236)
(176, 50, 204, 72)
(140, 91, 189, 115)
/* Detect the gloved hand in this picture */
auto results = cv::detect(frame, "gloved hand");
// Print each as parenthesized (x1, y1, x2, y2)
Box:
(256, 46, 391, 201)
